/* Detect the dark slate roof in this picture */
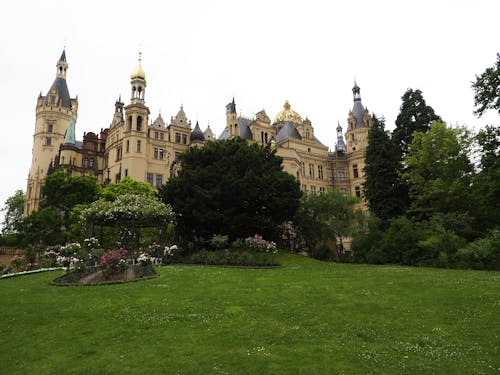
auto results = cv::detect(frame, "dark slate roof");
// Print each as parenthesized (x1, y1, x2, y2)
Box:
(190, 122, 205, 142)
(59, 49, 66, 62)
(217, 117, 253, 140)
(238, 118, 253, 140)
(276, 122, 302, 143)
(352, 101, 365, 127)
(45, 77, 72, 108)
(313, 135, 327, 147)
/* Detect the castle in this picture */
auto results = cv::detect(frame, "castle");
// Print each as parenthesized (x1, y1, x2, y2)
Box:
(24, 50, 372, 216)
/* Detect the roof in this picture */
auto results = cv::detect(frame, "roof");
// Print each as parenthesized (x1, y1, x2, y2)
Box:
(190, 122, 205, 142)
(352, 100, 365, 127)
(64, 113, 76, 145)
(276, 122, 302, 143)
(45, 77, 72, 108)
(217, 117, 253, 140)
(59, 49, 66, 62)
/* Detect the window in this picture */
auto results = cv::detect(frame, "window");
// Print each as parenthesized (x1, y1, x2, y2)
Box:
(159, 133, 164, 140)
(261, 131, 264, 143)
(61, 156, 65, 165)
(115, 174, 121, 184)
(125, 169, 128, 177)
(159, 149, 164, 160)
(83, 157, 89, 168)
(182, 134, 187, 144)
(154, 132, 159, 140)
(89, 158, 94, 168)
(46, 137, 52, 146)
(300, 162, 305, 177)
(319, 187, 325, 194)
(351, 133, 355, 141)
(146, 173, 154, 186)
(116, 147, 122, 161)
(175, 133, 181, 143)
(265, 132, 268, 143)
(353, 164, 359, 178)
(302, 184, 308, 193)
(47, 124, 53, 133)
(154, 148, 158, 159)
(318, 165, 324, 180)
(136, 140, 141, 153)
(311, 186, 316, 195)
(355, 186, 361, 198)
(338, 169, 346, 181)
(309, 163, 315, 178)
(125, 140, 130, 153)
(156, 174, 163, 187)
(306, 129, 310, 140)
(127, 116, 132, 130)
(137, 116, 143, 131)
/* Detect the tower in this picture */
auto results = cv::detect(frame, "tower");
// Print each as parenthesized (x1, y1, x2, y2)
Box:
(25, 49, 78, 215)
(345, 81, 372, 199)
(225, 98, 238, 138)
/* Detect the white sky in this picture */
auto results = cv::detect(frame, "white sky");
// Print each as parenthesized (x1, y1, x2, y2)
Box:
(1, 0, 499, 218)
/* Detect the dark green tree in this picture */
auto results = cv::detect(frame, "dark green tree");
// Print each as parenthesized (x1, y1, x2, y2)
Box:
(41, 169, 101, 218)
(158, 138, 302, 244)
(18, 207, 65, 247)
(363, 116, 406, 221)
(472, 53, 500, 117)
(401, 121, 474, 220)
(393, 88, 441, 157)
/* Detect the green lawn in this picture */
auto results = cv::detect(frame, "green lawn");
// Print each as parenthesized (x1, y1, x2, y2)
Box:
(1, 254, 499, 374)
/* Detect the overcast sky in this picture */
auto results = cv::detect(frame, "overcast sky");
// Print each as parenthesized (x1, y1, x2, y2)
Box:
(1, 0, 499, 218)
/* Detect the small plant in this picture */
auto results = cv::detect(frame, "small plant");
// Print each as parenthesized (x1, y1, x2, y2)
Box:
(10, 255, 25, 271)
(210, 234, 229, 250)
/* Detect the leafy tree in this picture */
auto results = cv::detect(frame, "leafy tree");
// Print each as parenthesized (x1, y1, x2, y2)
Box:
(472, 53, 500, 117)
(401, 121, 474, 220)
(18, 207, 65, 248)
(158, 138, 302, 244)
(41, 169, 101, 218)
(1, 189, 25, 235)
(100, 177, 153, 201)
(393, 88, 441, 157)
(473, 125, 500, 233)
(295, 191, 363, 260)
(363, 116, 406, 221)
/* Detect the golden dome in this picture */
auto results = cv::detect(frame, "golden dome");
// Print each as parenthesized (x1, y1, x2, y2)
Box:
(130, 52, 146, 80)
(274, 100, 303, 124)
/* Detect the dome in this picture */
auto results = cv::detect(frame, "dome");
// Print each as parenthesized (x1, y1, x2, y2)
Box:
(274, 101, 303, 124)
(190, 122, 205, 142)
(130, 52, 146, 80)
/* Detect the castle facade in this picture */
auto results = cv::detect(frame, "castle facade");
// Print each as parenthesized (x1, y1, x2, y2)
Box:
(24, 50, 372, 216)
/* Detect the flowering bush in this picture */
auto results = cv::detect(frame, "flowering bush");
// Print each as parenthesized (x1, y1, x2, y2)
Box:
(100, 248, 129, 276)
(245, 234, 278, 254)
(164, 245, 178, 257)
(136, 252, 151, 266)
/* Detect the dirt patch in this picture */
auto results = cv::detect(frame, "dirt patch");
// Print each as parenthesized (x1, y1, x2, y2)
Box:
(54, 264, 156, 285)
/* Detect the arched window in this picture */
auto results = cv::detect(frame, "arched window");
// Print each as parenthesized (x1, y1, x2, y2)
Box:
(137, 116, 143, 131)
(127, 116, 132, 130)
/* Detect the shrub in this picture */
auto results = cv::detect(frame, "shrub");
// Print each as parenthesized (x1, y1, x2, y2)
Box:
(100, 248, 129, 277)
(210, 234, 229, 250)
(455, 229, 500, 270)
(10, 255, 25, 271)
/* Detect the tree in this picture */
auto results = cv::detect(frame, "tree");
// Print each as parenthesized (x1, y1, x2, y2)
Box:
(393, 88, 441, 157)
(472, 125, 500, 233)
(158, 138, 302, 244)
(1, 189, 25, 235)
(363, 116, 407, 221)
(100, 177, 153, 201)
(295, 191, 363, 260)
(41, 169, 101, 217)
(401, 121, 474, 220)
(18, 207, 65, 248)
(472, 53, 500, 117)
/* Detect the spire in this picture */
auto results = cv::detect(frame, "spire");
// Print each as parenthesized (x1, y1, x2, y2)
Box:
(351, 81, 365, 127)
(130, 52, 147, 104)
(352, 80, 361, 102)
(56, 48, 68, 79)
(190, 121, 205, 143)
(335, 121, 346, 153)
(64, 112, 76, 145)
(130, 51, 146, 80)
(226, 97, 236, 114)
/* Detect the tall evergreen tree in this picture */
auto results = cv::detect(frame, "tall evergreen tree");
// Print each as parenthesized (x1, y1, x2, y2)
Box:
(393, 89, 441, 157)
(363, 116, 406, 221)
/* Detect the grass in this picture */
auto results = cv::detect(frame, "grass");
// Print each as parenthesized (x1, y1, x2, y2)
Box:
(0, 253, 499, 374)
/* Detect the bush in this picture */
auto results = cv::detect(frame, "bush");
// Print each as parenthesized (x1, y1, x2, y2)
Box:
(455, 229, 500, 270)
(210, 234, 229, 250)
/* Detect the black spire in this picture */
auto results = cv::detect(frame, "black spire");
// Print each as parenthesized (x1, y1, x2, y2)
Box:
(352, 80, 361, 102)
(59, 49, 67, 62)
(226, 97, 236, 114)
